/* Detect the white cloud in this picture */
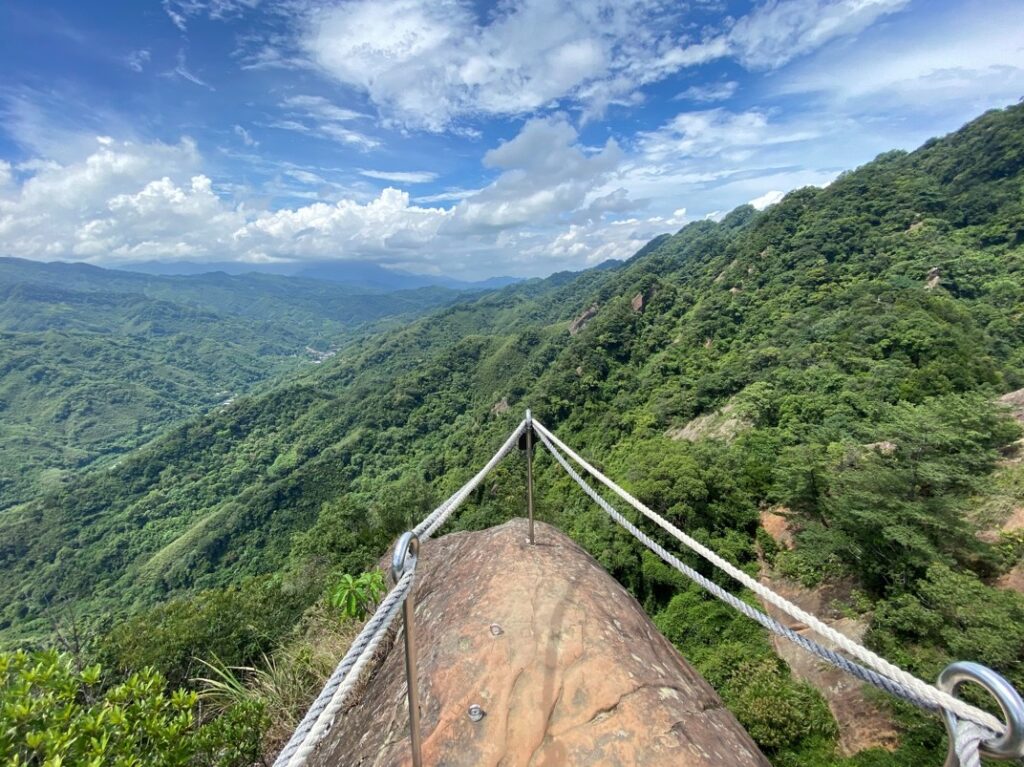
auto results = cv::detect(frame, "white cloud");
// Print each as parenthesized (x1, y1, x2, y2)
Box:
(0, 137, 217, 260)
(534, 208, 688, 267)
(414, 187, 482, 204)
(162, 0, 260, 31)
(637, 108, 820, 162)
(0, 119, 638, 276)
(273, 95, 378, 149)
(775, 1, 1024, 109)
(233, 124, 258, 147)
(125, 49, 151, 73)
(452, 116, 626, 230)
(297, 0, 908, 130)
(360, 170, 438, 184)
(171, 50, 215, 90)
(304, 0, 680, 130)
(234, 187, 450, 260)
(676, 81, 738, 103)
(749, 189, 785, 209)
(727, 0, 909, 70)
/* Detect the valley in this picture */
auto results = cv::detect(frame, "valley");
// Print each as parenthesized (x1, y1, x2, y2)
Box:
(2, 103, 1023, 766)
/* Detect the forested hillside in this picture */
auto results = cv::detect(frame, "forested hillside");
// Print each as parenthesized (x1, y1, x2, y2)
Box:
(2, 104, 1023, 765)
(0, 260, 462, 508)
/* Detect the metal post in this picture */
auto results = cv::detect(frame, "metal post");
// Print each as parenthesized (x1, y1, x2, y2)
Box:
(525, 409, 535, 545)
(391, 532, 423, 767)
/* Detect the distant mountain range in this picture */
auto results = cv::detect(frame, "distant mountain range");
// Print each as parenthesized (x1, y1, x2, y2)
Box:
(118, 259, 523, 292)
(0, 256, 473, 510)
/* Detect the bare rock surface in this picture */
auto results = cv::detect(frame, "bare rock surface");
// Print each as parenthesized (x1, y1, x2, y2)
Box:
(1000, 388, 1024, 424)
(568, 304, 599, 335)
(759, 507, 794, 550)
(310, 518, 768, 767)
(755, 569, 899, 756)
(998, 563, 1024, 594)
(666, 402, 751, 443)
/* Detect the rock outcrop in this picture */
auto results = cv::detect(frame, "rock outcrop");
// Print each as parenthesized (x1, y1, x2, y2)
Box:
(666, 402, 751, 443)
(757, 514, 898, 755)
(568, 304, 599, 335)
(1000, 388, 1024, 424)
(309, 519, 768, 767)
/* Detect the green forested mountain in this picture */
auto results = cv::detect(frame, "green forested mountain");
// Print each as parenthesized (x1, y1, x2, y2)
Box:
(2, 104, 1023, 765)
(0, 260, 463, 509)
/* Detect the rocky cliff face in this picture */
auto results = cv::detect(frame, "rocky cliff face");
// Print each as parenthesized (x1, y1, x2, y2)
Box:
(308, 518, 768, 767)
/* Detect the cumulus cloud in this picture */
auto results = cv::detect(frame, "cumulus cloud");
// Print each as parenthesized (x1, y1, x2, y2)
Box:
(0, 118, 643, 276)
(452, 116, 627, 230)
(234, 187, 450, 260)
(0, 137, 216, 260)
(749, 189, 786, 209)
(535, 208, 687, 267)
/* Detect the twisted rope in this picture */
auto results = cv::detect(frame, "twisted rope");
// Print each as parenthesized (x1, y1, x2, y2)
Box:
(533, 427, 940, 710)
(532, 418, 1005, 736)
(273, 566, 415, 767)
(413, 419, 527, 541)
(952, 720, 990, 767)
(276, 420, 525, 766)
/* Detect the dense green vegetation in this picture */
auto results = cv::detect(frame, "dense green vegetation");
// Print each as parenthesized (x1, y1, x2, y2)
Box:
(0, 259, 463, 508)
(0, 649, 264, 766)
(1, 103, 1023, 764)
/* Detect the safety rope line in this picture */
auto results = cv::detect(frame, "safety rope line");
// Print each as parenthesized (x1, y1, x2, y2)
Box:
(953, 720, 990, 767)
(531, 418, 1005, 736)
(413, 419, 527, 541)
(533, 427, 940, 710)
(274, 567, 416, 767)
(274, 421, 526, 766)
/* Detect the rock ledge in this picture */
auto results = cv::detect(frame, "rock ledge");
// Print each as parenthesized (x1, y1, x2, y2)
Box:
(310, 518, 767, 767)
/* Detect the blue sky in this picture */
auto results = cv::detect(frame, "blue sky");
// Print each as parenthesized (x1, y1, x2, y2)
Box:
(0, 0, 1021, 279)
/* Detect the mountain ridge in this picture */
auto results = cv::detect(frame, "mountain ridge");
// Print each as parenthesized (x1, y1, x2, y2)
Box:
(2, 103, 1023, 766)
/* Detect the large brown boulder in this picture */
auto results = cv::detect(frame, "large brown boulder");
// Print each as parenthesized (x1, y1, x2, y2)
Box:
(308, 518, 768, 767)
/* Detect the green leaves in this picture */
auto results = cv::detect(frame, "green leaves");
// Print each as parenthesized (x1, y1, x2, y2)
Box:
(329, 570, 386, 620)
(0, 650, 263, 766)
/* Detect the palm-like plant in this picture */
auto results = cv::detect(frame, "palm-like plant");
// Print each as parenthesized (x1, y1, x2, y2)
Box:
(329, 570, 386, 620)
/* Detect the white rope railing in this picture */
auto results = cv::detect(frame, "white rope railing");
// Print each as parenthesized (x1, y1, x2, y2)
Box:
(273, 414, 1022, 767)
(532, 424, 943, 708)
(413, 419, 527, 540)
(531, 417, 1006, 736)
(273, 566, 416, 767)
(274, 420, 526, 767)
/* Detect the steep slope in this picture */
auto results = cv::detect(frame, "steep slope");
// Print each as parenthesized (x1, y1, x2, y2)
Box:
(0, 259, 463, 508)
(3, 103, 1024, 764)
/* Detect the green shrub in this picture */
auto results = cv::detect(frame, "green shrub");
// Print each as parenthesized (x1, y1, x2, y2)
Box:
(0, 649, 264, 766)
